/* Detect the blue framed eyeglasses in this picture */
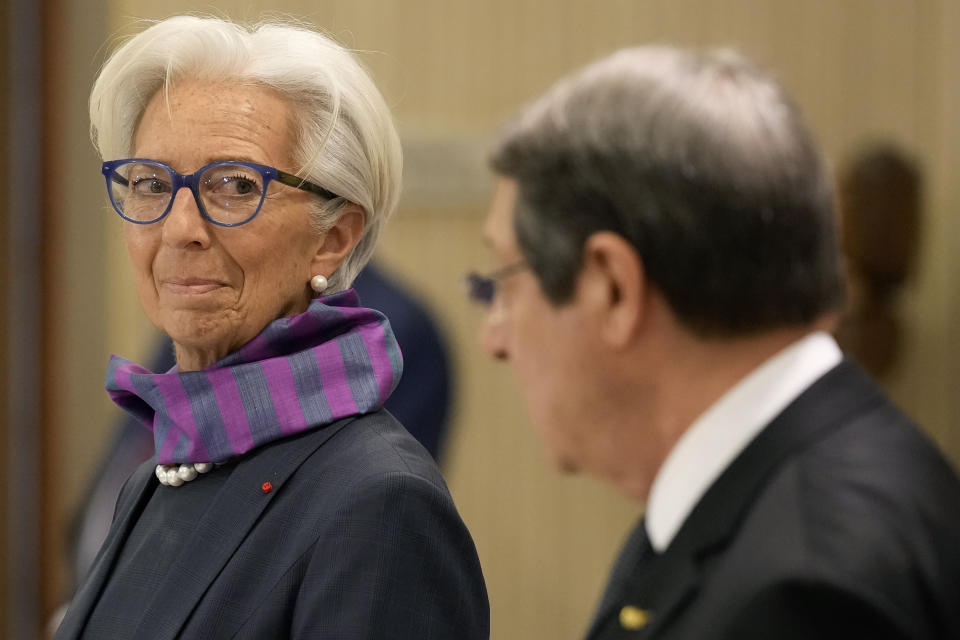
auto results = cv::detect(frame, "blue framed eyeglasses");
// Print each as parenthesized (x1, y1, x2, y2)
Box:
(101, 158, 341, 227)
(465, 260, 528, 305)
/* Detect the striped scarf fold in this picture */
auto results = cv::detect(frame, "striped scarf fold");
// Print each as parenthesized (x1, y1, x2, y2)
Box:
(105, 289, 403, 465)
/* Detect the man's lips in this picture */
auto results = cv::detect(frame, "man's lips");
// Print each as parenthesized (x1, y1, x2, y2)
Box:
(161, 278, 227, 294)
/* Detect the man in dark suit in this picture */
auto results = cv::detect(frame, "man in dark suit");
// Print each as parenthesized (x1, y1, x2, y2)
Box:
(472, 46, 960, 638)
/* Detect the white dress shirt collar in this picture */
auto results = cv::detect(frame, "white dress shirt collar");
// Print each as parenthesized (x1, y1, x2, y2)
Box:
(645, 331, 842, 552)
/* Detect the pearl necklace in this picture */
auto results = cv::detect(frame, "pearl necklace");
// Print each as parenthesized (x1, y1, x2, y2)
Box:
(155, 462, 218, 487)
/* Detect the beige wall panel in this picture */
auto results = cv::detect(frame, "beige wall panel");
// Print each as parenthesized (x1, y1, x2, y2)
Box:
(45, 0, 956, 636)
(914, 0, 960, 457)
(1, 0, 9, 630)
(866, 0, 956, 458)
(943, 0, 960, 459)
(45, 0, 112, 610)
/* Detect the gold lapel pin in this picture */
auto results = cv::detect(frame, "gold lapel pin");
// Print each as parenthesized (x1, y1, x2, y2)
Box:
(619, 605, 652, 630)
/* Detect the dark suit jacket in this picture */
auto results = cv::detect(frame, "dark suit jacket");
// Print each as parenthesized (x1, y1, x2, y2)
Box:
(56, 411, 489, 639)
(587, 360, 960, 639)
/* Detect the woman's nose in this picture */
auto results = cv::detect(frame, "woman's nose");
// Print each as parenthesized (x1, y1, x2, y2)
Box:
(161, 187, 212, 248)
(480, 304, 510, 361)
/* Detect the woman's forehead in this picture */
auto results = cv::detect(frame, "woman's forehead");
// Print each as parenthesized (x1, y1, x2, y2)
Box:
(133, 80, 296, 170)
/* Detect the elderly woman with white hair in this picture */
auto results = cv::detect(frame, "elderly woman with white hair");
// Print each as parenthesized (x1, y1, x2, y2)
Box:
(55, 15, 488, 640)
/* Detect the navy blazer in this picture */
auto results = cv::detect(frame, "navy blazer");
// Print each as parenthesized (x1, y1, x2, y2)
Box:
(587, 360, 960, 639)
(56, 411, 489, 639)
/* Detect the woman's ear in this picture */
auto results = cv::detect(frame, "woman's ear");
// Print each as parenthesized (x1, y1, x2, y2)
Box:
(310, 204, 366, 277)
(580, 231, 645, 349)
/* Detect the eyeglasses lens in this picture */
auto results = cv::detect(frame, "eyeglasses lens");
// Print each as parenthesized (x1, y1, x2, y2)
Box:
(110, 162, 172, 223)
(198, 164, 266, 225)
(109, 162, 266, 225)
(466, 274, 495, 305)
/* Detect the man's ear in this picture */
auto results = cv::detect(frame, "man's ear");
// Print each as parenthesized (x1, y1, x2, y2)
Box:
(579, 231, 645, 349)
(310, 204, 366, 277)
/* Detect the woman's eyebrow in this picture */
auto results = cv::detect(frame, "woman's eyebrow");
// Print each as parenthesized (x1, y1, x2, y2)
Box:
(203, 155, 261, 165)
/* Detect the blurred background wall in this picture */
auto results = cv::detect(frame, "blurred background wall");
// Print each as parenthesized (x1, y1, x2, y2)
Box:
(4, 1, 959, 638)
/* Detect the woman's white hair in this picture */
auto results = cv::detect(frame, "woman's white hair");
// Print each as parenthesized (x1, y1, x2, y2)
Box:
(89, 15, 402, 292)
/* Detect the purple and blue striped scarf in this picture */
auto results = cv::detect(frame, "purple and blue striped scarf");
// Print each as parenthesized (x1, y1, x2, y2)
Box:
(105, 289, 403, 465)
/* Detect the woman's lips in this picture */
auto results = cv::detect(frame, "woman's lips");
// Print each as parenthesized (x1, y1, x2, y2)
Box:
(161, 278, 226, 295)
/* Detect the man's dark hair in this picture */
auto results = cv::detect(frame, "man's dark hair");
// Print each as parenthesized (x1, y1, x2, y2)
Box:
(490, 46, 844, 337)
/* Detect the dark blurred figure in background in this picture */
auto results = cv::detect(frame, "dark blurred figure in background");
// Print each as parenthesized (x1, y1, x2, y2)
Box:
(68, 260, 453, 603)
(834, 143, 922, 379)
(355, 263, 454, 457)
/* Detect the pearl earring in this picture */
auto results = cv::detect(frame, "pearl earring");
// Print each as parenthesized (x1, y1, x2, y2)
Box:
(310, 274, 329, 293)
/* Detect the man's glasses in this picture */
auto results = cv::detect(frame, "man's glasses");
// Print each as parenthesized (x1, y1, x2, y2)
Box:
(101, 159, 340, 227)
(465, 260, 528, 305)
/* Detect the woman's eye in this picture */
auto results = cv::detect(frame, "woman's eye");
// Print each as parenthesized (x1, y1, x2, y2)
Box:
(229, 176, 257, 195)
(212, 174, 262, 197)
(130, 177, 171, 195)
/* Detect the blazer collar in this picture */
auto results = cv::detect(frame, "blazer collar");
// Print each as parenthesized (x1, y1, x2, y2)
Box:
(589, 359, 885, 638)
(56, 416, 356, 640)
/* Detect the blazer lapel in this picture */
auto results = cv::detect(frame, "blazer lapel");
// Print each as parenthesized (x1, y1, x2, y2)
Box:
(132, 416, 355, 640)
(586, 539, 700, 639)
(55, 461, 158, 640)
(585, 518, 653, 638)
(588, 360, 885, 638)
(631, 550, 700, 637)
